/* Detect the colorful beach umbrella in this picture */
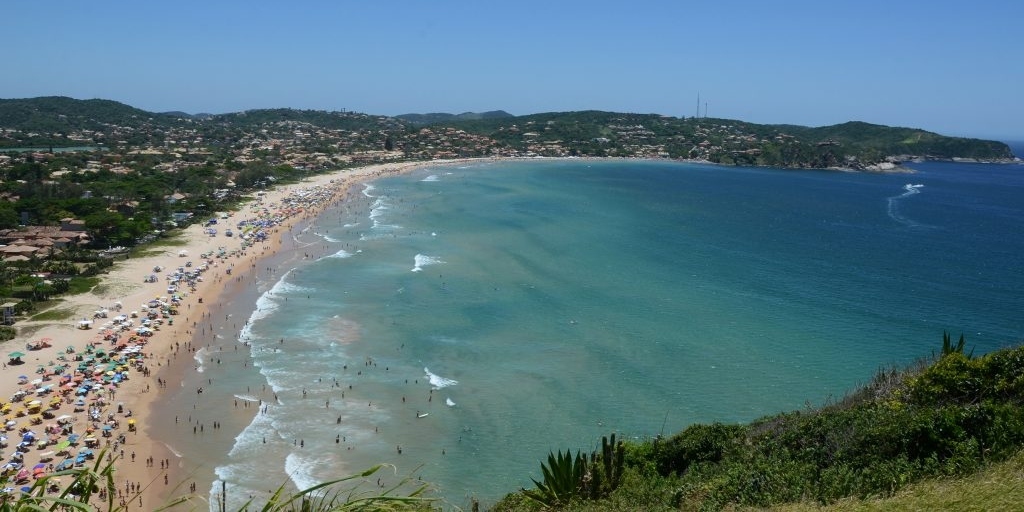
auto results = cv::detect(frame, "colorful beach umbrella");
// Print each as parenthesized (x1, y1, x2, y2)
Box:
(8, 352, 25, 359)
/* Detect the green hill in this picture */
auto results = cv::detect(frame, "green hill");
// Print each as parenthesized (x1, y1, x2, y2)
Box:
(0, 96, 1014, 168)
(491, 337, 1024, 511)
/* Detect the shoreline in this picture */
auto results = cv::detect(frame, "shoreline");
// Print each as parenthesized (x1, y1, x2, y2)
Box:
(0, 154, 927, 508)
(0, 158, 462, 509)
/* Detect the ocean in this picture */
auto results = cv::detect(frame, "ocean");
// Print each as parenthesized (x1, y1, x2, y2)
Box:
(152, 158, 1024, 510)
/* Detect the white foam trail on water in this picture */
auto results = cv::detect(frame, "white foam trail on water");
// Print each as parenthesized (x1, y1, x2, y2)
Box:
(886, 183, 925, 227)
(421, 174, 440, 182)
(411, 254, 444, 272)
(424, 367, 458, 389)
(446, 398, 456, 407)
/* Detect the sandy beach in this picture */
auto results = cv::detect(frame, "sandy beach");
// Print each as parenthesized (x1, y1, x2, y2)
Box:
(0, 160, 448, 509)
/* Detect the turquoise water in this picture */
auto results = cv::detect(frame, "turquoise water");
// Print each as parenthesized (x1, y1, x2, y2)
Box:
(171, 159, 1023, 509)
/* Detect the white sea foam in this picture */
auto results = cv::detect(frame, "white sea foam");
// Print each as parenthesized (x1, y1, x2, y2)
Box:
(272, 280, 314, 295)
(446, 398, 456, 407)
(424, 367, 458, 389)
(421, 174, 440, 182)
(254, 365, 294, 396)
(285, 452, 326, 494)
(226, 408, 278, 457)
(241, 269, 303, 340)
(411, 254, 444, 272)
(368, 196, 402, 232)
(315, 231, 341, 243)
(194, 348, 206, 373)
(318, 249, 353, 260)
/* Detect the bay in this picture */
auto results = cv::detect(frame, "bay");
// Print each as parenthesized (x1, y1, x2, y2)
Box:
(179, 159, 1023, 509)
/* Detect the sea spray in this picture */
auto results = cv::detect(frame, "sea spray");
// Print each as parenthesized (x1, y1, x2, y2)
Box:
(411, 254, 444, 272)
(424, 367, 458, 389)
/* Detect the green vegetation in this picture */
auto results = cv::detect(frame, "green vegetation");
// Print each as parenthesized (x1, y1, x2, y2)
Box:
(67, 276, 101, 295)
(0, 97, 1021, 510)
(493, 336, 1024, 511)
(28, 306, 76, 322)
(522, 435, 626, 508)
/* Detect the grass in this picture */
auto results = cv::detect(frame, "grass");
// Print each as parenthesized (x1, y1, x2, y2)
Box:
(29, 307, 77, 322)
(490, 447, 1024, 512)
(137, 234, 189, 251)
(68, 276, 102, 295)
(766, 448, 1024, 512)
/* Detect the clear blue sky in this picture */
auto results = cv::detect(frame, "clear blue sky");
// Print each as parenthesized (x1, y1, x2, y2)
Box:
(4, 0, 1021, 139)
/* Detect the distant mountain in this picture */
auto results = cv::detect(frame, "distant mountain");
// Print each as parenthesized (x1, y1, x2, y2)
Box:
(396, 110, 514, 125)
(0, 96, 177, 132)
(773, 121, 1013, 161)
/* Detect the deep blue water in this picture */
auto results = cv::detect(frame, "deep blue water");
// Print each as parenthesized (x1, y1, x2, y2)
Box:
(185, 159, 1023, 509)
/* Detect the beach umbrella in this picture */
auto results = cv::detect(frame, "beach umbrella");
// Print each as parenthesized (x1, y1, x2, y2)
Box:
(8, 352, 25, 359)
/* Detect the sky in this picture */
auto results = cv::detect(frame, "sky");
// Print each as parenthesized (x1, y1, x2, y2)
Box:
(3, 0, 1022, 140)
